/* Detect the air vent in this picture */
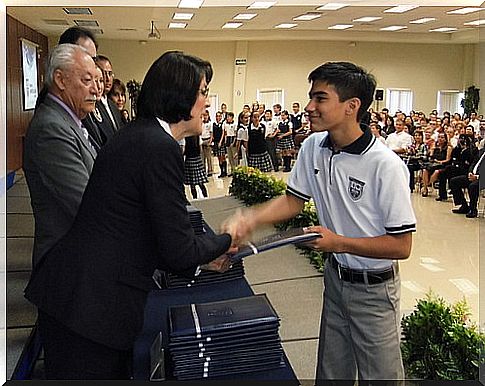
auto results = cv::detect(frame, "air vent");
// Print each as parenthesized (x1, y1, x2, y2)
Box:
(63, 7, 92, 15)
(43, 19, 70, 26)
(118, 28, 137, 31)
(74, 20, 99, 27)
(89, 28, 104, 35)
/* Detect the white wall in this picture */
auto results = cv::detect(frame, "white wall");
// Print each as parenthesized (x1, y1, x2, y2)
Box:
(93, 38, 476, 115)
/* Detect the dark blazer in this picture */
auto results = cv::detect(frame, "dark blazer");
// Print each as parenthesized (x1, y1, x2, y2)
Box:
(25, 117, 231, 350)
(98, 97, 123, 134)
(82, 102, 116, 148)
(23, 96, 96, 267)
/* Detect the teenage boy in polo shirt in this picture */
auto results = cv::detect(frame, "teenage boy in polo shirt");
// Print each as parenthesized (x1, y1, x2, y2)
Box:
(224, 61, 416, 381)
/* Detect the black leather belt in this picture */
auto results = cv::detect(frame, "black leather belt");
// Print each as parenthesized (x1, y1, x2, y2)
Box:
(330, 255, 396, 284)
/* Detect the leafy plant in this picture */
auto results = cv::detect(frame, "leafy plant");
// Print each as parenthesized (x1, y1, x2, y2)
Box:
(401, 292, 484, 380)
(126, 79, 142, 118)
(461, 85, 480, 117)
(229, 166, 325, 271)
(229, 166, 286, 206)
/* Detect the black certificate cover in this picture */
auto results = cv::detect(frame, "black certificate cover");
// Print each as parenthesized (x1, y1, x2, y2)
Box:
(169, 294, 279, 338)
(230, 227, 321, 262)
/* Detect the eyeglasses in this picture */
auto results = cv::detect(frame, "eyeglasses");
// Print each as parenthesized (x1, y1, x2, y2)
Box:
(102, 70, 114, 78)
(199, 87, 210, 97)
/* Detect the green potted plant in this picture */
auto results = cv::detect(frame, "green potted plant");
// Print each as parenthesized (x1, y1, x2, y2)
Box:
(461, 85, 480, 117)
(401, 292, 484, 380)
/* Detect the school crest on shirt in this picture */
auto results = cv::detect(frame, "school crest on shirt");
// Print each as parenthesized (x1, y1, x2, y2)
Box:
(348, 176, 365, 201)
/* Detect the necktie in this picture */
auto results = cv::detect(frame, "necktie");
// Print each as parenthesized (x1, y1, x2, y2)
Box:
(81, 126, 99, 155)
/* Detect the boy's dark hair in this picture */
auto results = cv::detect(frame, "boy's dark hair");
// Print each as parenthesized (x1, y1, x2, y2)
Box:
(59, 26, 98, 50)
(227, 112, 234, 118)
(136, 51, 212, 123)
(281, 110, 289, 116)
(308, 62, 376, 122)
(273, 103, 281, 109)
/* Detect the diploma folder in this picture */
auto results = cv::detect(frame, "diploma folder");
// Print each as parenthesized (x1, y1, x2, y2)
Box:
(168, 294, 284, 379)
(230, 227, 321, 262)
(169, 294, 279, 338)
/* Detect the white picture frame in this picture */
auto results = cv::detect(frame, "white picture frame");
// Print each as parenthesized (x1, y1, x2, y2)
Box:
(21, 38, 38, 110)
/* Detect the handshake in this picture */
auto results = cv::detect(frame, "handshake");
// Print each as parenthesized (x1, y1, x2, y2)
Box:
(203, 209, 324, 273)
(201, 209, 256, 273)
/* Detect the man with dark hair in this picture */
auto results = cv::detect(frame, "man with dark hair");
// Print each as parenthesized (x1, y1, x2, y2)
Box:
(35, 26, 98, 109)
(59, 26, 98, 56)
(225, 61, 416, 381)
(96, 54, 123, 134)
(24, 44, 98, 267)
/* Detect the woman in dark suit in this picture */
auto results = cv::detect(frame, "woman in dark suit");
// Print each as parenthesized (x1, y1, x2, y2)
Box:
(25, 51, 235, 380)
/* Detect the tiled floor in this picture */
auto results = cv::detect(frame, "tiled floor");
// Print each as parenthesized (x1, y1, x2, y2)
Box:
(6, 163, 482, 380)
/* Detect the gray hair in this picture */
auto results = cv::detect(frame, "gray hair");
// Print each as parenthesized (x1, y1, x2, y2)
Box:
(45, 43, 88, 89)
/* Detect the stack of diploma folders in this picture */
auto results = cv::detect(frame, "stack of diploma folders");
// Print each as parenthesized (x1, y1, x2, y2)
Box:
(168, 294, 284, 380)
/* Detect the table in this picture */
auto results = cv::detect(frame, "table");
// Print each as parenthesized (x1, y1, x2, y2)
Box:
(133, 277, 299, 381)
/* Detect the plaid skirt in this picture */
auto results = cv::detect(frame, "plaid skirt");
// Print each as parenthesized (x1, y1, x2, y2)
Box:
(248, 152, 273, 172)
(184, 156, 208, 185)
(212, 144, 227, 156)
(277, 136, 295, 151)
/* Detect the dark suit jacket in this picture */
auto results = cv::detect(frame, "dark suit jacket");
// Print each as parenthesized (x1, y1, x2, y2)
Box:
(98, 97, 123, 134)
(23, 96, 96, 267)
(82, 103, 114, 148)
(25, 117, 231, 350)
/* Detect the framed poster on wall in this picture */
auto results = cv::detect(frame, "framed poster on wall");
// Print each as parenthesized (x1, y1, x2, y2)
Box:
(21, 38, 39, 110)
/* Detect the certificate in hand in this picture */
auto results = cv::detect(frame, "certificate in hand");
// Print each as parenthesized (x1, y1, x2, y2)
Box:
(230, 227, 321, 262)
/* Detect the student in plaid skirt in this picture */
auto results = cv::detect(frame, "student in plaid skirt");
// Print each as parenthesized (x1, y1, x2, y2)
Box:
(184, 135, 208, 199)
(248, 111, 273, 172)
(212, 111, 227, 177)
(277, 110, 295, 172)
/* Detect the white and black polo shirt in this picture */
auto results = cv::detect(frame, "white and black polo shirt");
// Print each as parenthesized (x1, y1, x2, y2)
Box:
(287, 125, 416, 270)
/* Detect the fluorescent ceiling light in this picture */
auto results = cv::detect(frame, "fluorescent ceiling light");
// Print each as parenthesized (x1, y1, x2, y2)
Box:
(169, 22, 187, 29)
(429, 27, 458, 32)
(447, 7, 484, 15)
(248, 1, 276, 9)
(275, 23, 297, 28)
(222, 22, 243, 29)
(464, 19, 485, 26)
(317, 3, 349, 11)
(352, 16, 382, 22)
(380, 25, 407, 31)
(293, 13, 321, 21)
(409, 17, 436, 24)
(173, 13, 193, 20)
(328, 24, 353, 30)
(178, 0, 203, 9)
(234, 13, 257, 20)
(384, 5, 419, 13)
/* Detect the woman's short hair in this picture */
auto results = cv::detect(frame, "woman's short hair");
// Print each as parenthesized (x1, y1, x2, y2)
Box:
(136, 51, 213, 123)
(108, 79, 126, 97)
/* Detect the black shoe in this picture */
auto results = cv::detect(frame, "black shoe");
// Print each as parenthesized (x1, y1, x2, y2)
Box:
(283, 168, 291, 172)
(466, 210, 478, 218)
(435, 197, 447, 201)
(452, 205, 470, 214)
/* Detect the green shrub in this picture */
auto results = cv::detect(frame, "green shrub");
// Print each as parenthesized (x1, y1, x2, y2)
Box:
(229, 166, 325, 271)
(229, 166, 286, 206)
(401, 292, 484, 380)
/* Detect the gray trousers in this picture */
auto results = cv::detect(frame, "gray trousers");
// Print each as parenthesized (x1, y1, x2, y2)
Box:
(316, 261, 404, 381)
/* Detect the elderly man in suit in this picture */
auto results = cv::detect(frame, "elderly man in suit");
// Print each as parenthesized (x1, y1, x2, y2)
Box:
(23, 43, 98, 267)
